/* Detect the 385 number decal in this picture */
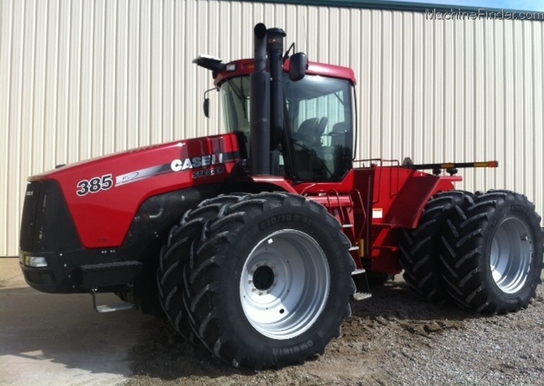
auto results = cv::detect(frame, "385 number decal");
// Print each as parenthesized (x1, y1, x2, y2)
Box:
(76, 174, 114, 196)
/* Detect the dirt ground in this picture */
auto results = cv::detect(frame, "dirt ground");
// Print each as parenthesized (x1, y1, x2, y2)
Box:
(124, 275, 544, 386)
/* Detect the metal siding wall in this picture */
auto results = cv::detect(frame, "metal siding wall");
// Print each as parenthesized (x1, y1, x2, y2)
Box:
(1, 0, 542, 255)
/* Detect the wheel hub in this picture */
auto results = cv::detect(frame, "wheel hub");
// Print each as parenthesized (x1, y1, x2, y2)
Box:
(252, 264, 276, 291)
(240, 229, 330, 340)
(490, 216, 533, 294)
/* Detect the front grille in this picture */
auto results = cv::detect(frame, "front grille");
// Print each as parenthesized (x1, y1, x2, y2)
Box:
(20, 182, 41, 251)
(19, 180, 81, 253)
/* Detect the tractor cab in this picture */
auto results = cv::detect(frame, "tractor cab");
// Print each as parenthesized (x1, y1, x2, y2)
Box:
(195, 41, 357, 183)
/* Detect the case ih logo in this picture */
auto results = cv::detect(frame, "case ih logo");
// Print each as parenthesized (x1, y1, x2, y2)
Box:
(170, 153, 224, 172)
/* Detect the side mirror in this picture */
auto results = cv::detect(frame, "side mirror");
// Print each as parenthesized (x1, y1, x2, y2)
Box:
(202, 87, 217, 118)
(289, 53, 308, 81)
(203, 97, 210, 118)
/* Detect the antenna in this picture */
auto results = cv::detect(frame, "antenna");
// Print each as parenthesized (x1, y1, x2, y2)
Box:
(283, 42, 295, 62)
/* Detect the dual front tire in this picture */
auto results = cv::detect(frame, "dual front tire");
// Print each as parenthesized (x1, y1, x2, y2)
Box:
(157, 192, 355, 369)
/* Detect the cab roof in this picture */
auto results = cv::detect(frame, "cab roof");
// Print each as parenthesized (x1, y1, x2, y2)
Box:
(213, 58, 357, 86)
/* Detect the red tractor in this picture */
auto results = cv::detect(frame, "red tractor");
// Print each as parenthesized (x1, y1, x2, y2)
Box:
(19, 24, 543, 370)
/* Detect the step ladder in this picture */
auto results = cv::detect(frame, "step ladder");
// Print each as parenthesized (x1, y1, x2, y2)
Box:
(91, 289, 136, 313)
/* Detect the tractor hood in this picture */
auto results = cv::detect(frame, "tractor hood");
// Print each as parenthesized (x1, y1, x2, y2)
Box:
(26, 133, 241, 248)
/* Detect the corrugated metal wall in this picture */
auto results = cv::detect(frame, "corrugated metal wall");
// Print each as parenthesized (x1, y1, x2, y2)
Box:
(1, 0, 543, 255)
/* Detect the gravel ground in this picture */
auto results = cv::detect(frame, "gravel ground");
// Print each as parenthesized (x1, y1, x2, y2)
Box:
(124, 272, 544, 386)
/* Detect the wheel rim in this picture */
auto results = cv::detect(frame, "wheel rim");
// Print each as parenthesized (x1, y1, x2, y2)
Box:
(489, 216, 533, 294)
(240, 229, 330, 340)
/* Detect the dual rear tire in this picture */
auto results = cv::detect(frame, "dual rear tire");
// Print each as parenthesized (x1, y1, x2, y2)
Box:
(399, 190, 475, 302)
(440, 190, 543, 313)
(401, 190, 543, 313)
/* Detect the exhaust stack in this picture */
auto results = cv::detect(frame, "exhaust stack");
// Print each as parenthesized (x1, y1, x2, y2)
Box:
(249, 23, 271, 176)
(249, 23, 286, 176)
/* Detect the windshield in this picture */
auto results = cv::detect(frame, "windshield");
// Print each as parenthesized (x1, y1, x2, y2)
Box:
(221, 77, 251, 138)
(221, 74, 354, 181)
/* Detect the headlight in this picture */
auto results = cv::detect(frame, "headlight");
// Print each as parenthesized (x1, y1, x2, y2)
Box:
(24, 255, 48, 268)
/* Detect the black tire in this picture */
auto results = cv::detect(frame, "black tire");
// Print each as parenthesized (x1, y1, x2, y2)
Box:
(183, 192, 356, 370)
(156, 194, 244, 339)
(399, 190, 474, 302)
(440, 190, 543, 314)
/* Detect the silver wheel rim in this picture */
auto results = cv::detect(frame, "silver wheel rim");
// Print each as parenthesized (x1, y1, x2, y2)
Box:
(240, 229, 330, 340)
(489, 216, 533, 294)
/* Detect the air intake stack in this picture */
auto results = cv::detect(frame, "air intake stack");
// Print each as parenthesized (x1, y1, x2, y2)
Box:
(249, 23, 285, 176)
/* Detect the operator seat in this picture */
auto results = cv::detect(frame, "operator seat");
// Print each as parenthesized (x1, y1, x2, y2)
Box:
(330, 122, 349, 147)
(322, 121, 352, 179)
(293, 117, 331, 180)
(294, 118, 320, 146)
